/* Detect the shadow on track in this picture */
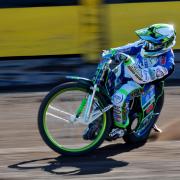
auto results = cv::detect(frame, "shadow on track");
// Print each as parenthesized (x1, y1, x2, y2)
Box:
(9, 142, 144, 175)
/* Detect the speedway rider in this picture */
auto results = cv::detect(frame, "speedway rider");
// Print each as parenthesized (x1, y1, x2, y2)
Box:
(100, 23, 176, 138)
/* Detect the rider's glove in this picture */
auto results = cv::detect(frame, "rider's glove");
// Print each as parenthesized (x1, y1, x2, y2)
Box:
(101, 49, 117, 60)
(102, 50, 112, 60)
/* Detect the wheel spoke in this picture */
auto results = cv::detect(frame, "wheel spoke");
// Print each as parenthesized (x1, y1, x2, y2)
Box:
(46, 112, 70, 123)
(49, 105, 74, 116)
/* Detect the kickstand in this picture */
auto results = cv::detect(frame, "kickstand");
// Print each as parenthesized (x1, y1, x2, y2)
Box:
(153, 124, 162, 133)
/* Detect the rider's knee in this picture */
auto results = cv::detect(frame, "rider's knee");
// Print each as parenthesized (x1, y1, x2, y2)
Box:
(111, 93, 126, 107)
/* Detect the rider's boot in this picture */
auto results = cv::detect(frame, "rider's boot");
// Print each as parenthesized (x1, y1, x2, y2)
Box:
(82, 103, 101, 140)
(153, 124, 162, 133)
(83, 120, 99, 140)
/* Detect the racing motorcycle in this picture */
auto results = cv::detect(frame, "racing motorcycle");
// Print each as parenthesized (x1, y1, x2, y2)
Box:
(38, 58, 164, 156)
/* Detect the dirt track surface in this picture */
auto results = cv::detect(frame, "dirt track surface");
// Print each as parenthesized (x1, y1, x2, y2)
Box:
(0, 87, 180, 180)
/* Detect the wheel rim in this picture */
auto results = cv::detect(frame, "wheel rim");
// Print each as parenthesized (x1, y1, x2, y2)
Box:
(42, 87, 107, 153)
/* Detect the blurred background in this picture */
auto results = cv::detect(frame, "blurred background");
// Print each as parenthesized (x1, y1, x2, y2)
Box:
(0, 0, 179, 91)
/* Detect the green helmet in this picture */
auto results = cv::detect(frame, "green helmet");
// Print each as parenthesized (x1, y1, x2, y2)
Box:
(135, 23, 176, 57)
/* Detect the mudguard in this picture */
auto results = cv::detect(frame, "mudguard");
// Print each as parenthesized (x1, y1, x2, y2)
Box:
(65, 75, 93, 86)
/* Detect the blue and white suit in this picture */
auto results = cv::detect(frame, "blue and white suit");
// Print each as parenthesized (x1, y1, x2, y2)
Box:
(110, 40, 175, 128)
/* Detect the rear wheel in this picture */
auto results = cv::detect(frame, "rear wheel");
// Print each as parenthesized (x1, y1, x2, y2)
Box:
(38, 82, 111, 156)
(123, 89, 164, 144)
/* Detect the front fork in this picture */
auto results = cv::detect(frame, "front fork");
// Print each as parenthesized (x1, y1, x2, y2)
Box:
(74, 84, 113, 124)
(83, 84, 97, 123)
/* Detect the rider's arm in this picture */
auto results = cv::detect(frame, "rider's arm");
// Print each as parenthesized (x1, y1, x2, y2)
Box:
(111, 40, 143, 61)
(124, 50, 175, 84)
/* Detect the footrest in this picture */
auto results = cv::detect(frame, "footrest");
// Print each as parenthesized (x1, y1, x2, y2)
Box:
(153, 124, 162, 133)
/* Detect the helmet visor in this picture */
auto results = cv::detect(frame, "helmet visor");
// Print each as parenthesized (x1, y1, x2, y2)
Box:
(144, 41, 163, 52)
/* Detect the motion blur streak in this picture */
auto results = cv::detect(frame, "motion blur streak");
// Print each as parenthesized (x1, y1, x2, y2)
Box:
(0, 1, 179, 59)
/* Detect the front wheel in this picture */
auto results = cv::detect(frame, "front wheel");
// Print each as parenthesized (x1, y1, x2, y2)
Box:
(38, 82, 111, 156)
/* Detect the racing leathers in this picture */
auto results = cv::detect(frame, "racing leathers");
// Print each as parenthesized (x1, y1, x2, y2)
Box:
(108, 40, 175, 128)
